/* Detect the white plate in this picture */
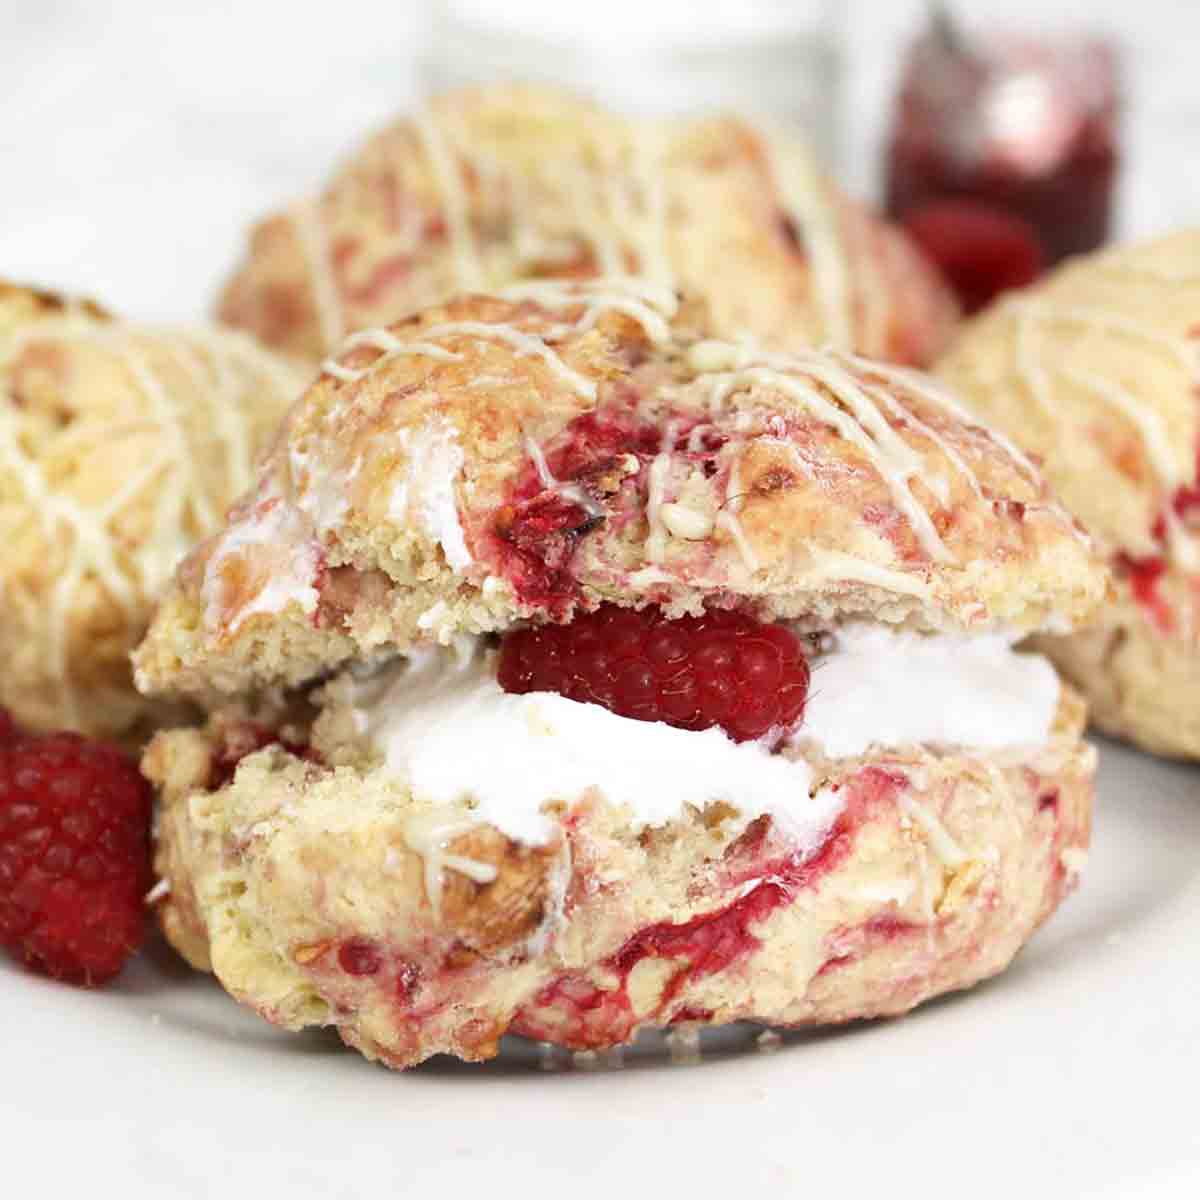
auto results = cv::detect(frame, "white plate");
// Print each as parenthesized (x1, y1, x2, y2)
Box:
(3, 738, 1198, 1199)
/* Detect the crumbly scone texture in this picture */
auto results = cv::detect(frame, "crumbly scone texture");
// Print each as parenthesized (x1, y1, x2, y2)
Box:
(0, 289, 309, 737)
(1030, 592, 1200, 759)
(133, 286, 1107, 703)
(217, 83, 958, 367)
(937, 230, 1200, 757)
(144, 685, 1092, 1069)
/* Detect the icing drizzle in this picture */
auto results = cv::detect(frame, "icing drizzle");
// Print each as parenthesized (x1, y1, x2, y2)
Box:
(0, 319, 303, 723)
(1003, 295, 1200, 567)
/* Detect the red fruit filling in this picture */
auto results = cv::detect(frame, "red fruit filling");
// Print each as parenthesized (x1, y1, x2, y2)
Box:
(208, 723, 320, 791)
(338, 938, 383, 977)
(1115, 552, 1174, 634)
(489, 406, 726, 616)
(1112, 445, 1200, 633)
(903, 199, 1045, 314)
(498, 604, 810, 743)
(510, 767, 904, 1048)
(0, 715, 152, 986)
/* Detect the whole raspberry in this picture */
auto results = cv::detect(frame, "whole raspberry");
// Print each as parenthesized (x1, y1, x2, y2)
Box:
(0, 725, 153, 985)
(498, 605, 810, 743)
(903, 199, 1045, 314)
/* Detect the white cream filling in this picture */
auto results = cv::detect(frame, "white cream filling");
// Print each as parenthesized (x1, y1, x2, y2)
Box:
(201, 497, 321, 633)
(347, 624, 1059, 849)
(348, 641, 837, 852)
(387, 418, 472, 571)
(796, 623, 1060, 760)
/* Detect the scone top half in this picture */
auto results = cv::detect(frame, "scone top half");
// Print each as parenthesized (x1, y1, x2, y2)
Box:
(137, 282, 1105, 1067)
(217, 83, 958, 368)
(138, 280, 1104, 699)
(937, 230, 1200, 756)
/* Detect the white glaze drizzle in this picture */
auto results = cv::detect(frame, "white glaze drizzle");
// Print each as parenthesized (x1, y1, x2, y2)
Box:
(715, 452, 759, 573)
(848, 352, 1055, 501)
(703, 353, 951, 563)
(644, 420, 678, 563)
(898, 794, 967, 869)
(498, 276, 677, 345)
(400, 809, 498, 920)
(321, 327, 463, 382)
(413, 109, 484, 291)
(322, 318, 596, 398)
(794, 546, 931, 598)
(524, 435, 605, 520)
(1005, 298, 1200, 566)
(758, 124, 852, 350)
(290, 198, 345, 350)
(0, 321, 298, 723)
(1059, 364, 1200, 569)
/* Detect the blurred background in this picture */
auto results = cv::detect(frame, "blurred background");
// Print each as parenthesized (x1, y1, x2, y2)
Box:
(3, 0, 1197, 320)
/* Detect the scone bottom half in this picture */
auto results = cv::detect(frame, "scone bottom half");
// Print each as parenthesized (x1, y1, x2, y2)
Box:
(137, 281, 1106, 1068)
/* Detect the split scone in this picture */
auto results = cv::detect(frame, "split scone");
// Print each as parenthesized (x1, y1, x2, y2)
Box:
(0, 282, 308, 739)
(938, 230, 1200, 758)
(217, 84, 958, 368)
(136, 283, 1106, 1069)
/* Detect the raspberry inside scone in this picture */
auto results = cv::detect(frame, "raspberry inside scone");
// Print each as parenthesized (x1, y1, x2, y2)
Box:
(938, 230, 1200, 758)
(137, 283, 1105, 1068)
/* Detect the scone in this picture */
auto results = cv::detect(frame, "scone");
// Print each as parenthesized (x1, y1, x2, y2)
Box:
(217, 84, 957, 368)
(0, 282, 308, 739)
(136, 282, 1106, 1069)
(938, 230, 1200, 758)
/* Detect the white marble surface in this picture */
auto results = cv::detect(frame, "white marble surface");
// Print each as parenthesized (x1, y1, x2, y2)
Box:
(2, 0, 1197, 321)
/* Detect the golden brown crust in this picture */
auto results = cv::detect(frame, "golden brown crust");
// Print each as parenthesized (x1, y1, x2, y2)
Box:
(144, 686, 1092, 1068)
(135, 286, 1106, 703)
(0, 290, 308, 737)
(217, 84, 957, 367)
(0, 280, 109, 339)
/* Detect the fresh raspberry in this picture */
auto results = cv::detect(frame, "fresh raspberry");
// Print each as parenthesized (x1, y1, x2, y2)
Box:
(498, 605, 810, 743)
(903, 199, 1045, 314)
(0, 726, 152, 986)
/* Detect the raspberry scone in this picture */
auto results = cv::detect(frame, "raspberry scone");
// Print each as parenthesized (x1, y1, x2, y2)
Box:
(136, 283, 1105, 1069)
(217, 84, 958, 368)
(0, 282, 307, 739)
(938, 230, 1200, 758)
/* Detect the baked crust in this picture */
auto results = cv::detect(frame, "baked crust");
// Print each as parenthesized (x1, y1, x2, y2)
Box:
(938, 230, 1200, 757)
(145, 685, 1092, 1068)
(0, 283, 308, 736)
(134, 286, 1106, 703)
(217, 84, 958, 367)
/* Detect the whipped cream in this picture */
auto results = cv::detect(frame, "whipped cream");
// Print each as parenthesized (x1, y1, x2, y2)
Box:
(798, 624, 1060, 759)
(346, 623, 1059, 848)
(201, 497, 321, 634)
(388, 418, 472, 571)
(348, 642, 838, 850)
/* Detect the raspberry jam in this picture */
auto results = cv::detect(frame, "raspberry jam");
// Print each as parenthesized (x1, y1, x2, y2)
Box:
(498, 604, 810, 743)
(1116, 553, 1173, 634)
(886, 25, 1119, 267)
(488, 405, 727, 617)
(509, 767, 905, 1048)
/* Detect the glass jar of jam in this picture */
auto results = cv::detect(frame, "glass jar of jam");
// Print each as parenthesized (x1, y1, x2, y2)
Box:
(886, 21, 1121, 267)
